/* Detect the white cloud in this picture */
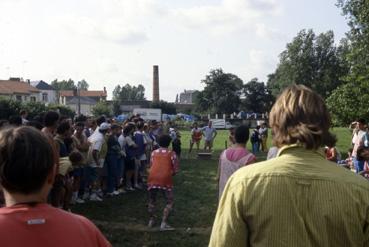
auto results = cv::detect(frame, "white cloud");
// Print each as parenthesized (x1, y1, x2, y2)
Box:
(171, 0, 281, 35)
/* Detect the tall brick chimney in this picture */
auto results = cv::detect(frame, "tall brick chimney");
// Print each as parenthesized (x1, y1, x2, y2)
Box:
(153, 65, 159, 102)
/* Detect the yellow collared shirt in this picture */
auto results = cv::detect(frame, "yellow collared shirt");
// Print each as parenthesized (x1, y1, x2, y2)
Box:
(209, 145, 369, 247)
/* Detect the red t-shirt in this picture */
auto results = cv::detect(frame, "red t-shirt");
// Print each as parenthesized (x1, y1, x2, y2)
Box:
(0, 203, 111, 247)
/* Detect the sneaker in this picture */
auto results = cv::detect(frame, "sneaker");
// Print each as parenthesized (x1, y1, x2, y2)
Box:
(134, 184, 143, 190)
(113, 190, 120, 196)
(160, 223, 175, 231)
(89, 193, 103, 202)
(106, 192, 114, 197)
(75, 198, 85, 204)
(118, 188, 127, 194)
(96, 189, 104, 197)
(126, 186, 135, 191)
(82, 192, 90, 200)
(148, 218, 155, 228)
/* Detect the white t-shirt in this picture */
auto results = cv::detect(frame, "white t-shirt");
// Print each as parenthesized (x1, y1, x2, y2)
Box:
(118, 134, 126, 157)
(202, 126, 217, 141)
(87, 131, 104, 167)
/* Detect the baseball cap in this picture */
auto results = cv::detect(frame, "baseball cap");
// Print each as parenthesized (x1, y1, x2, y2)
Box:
(99, 122, 111, 131)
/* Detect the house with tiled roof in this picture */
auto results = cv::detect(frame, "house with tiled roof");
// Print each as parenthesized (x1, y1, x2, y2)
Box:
(0, 78, 41, 102)
(58, 88, 107, 115)
(30, 80, 57, 104)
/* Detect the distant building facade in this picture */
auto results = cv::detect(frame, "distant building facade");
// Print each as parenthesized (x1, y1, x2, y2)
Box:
(179, 90, 198, 104)
(30, 80, 57, 104)
(0, 78, 40, 102)
(59, 88, 107, 115)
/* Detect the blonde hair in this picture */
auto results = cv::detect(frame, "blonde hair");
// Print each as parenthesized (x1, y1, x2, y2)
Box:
(269, 84, 336, 149)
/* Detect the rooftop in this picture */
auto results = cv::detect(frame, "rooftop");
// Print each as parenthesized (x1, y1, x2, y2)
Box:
(59, 90, 107, 97)
(0, 80, 40, 95)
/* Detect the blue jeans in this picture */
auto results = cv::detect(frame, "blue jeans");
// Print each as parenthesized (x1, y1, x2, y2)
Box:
(106, 155, 120, 193)
(252, 142, 259, 154)
(353, 157, 364, 173)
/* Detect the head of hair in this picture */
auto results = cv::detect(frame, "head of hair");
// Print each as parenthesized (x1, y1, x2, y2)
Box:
(56, 121, 71, 135)
(234, 125, 249, 144)
(269, 84, 336, 150)
(96, 116, 106, 126)
(358, 118, 366, 125)
(8, 115, 22, 126)
(26, 121, 43, 130)
(158, 134, 172, 148)
(75, 121, 85, 128)
(44, 111, 60, 127)
(20, 110, 27, 116)
(110, 124, 120, 130)
(0, 126, 54, 194)
(136, 121, 144, 130)
(69, 150, 83, 165)
(74, 114, 87, 123)
(0, 120, 9, 129)
(123, 123, 135, 136)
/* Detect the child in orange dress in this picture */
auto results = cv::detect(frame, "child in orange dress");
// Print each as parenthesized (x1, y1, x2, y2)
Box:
(147, 134, 179, 231)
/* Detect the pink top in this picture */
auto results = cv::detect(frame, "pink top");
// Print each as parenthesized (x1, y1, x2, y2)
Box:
(218, 147, 256, 199)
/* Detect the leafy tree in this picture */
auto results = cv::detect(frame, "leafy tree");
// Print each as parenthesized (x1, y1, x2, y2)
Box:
(112, 84, 145, 101)
(325, 0, 369, 125)
(326, 81, 369, 126)
(77, 79, 89, 90)
(150, 101, 177, 114)
(0, 98, 22, 120)
(195, 69, 243, 114)
(92, 101, 112, 117)
(337, 0, 369, 85)
(242, 78, 274, 113)
(51, 79, 76, 91)
(24, 101, 48, 119)
(267, 29, 349, 98)
(47, 104, 75, 119)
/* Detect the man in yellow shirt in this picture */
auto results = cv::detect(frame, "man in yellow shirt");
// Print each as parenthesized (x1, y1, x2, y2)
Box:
(209, 85, 369, 247)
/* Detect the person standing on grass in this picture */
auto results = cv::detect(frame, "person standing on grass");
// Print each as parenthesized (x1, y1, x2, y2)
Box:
(0, 126, 111, 247)
(352, 118, 367, 173)
(209, 85, 369, 247)
(250, 126, 260, 154)
(189, 122, 202, 154)
(202, 121, 217, 152)
(259, 122, 268, 152)
(86, 123, 110, 201)
(217, 125, 256, 199)
(106, 124, 123, 196)
(147, 134, 179, 231)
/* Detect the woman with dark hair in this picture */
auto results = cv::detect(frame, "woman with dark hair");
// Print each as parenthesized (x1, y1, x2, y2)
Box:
(217, 125, 255, 199)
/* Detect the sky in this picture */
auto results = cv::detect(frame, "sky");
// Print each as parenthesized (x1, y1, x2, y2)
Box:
(0, 0, 349, 101)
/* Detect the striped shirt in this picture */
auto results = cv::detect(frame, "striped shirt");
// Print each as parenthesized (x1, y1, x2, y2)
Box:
(209, 145, 369, 247)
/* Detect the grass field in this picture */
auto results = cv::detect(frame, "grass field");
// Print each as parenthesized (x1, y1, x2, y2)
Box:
(72, 128, 352, 247)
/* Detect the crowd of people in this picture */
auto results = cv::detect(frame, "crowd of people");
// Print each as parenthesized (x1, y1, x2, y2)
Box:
(0, 110, 187, 241)
(1, 85, 369, 246)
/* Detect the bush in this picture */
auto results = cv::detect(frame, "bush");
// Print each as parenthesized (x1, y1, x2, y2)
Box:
(92, 101, 112, 117)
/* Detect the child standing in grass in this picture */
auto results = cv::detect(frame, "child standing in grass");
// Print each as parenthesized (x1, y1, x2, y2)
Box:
(147, 134, 179, 231)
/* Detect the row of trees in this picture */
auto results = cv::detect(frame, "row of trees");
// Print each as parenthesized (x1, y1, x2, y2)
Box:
(0, 98, 75, 120)
(51, 79, 90, 91)
(194, 0, 369, 126)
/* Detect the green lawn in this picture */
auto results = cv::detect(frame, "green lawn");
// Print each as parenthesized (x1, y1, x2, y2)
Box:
(72, 128, 352, 247)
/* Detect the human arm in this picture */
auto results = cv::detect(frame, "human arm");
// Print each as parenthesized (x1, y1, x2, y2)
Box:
(171, 152, 179, 175)
(212, 129, 217, 139)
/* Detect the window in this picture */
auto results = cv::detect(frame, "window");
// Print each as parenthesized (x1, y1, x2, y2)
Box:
(24, 96, 28, 101)
(16, 95, 22, 101)
(30, 96, 36, 102)
(42, 93, 48, 102)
